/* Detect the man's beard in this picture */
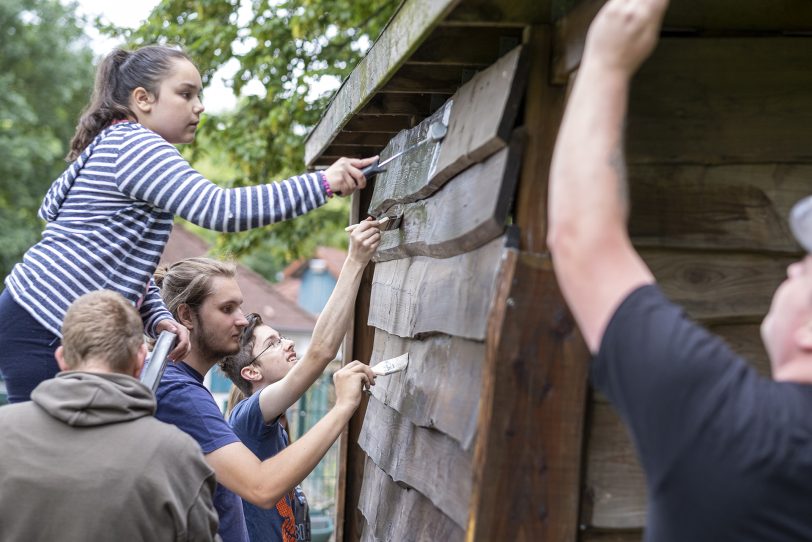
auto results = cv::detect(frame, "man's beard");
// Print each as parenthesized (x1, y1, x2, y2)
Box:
(192, 313, 240, 363)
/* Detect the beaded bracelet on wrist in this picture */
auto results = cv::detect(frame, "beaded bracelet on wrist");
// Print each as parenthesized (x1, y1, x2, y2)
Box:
(318, 170, 334, 198)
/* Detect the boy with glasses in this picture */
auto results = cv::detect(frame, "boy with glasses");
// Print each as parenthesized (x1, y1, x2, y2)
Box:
(154, 219, 381, 542)
(219, 219, 383, 541)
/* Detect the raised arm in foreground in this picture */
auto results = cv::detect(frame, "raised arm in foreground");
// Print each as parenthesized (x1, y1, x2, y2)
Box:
(547, 0, 668, 352)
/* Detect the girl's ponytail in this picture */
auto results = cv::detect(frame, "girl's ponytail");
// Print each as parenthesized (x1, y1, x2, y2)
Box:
(66, 49, 133, 161)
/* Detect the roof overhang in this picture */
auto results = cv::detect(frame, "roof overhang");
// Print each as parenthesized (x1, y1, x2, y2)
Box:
(304, 0, 812, 169)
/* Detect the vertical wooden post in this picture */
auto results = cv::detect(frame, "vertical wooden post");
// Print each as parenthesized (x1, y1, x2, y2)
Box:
(337, 184, 377, 542)
(467, 251, 590, 541)
(334, 190, 360, 542)
(467, 26, 590, 541)
(515, 26, 567, 254)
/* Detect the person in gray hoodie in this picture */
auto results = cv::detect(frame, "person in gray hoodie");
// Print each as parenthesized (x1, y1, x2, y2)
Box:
(0, 290, 221, 542)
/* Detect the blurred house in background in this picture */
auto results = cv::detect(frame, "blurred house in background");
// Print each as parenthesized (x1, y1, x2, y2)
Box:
(276, 246, 347, 314)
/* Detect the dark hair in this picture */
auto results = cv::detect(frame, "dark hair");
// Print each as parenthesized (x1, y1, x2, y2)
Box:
(219, 313, 264, 396)
(67, 45, 193, 161)
(154, 257, 237, 320)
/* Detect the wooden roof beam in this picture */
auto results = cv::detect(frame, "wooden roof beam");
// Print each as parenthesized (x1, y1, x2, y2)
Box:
(356, 93, 437, 117)
(551, 0, 604, 85)
(341, 115, 416, 133)
(320, 145, 383, 159)
(330, 132, 394, 147)
(304, 0, 464, 167)
(407, 25, 524, 67)
(552, 0, 812, 84)
(311, 133, 397, 167)
(378, 64, 473, 94)
(445, 0, 553, 27)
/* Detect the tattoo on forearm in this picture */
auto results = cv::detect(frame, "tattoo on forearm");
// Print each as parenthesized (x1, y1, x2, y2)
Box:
(609, 140, 629, 214)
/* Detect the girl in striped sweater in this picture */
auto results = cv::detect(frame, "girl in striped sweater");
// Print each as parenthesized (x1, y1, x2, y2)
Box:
(0, 45, 375, 403)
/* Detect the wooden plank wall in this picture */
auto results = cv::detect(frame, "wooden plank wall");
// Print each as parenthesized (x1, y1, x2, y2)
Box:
(349, 26, 594, 542)
(347, 46, 527, 542)
(352, 26, 594, 542)
(575, 35, 812, 542)
(337, 5, 812, 541)
(467, 26, 591, 542)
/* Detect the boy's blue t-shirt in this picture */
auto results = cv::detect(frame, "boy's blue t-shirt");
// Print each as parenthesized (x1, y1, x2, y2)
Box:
(229, 391, 311, 541)
(155, 362, 249, 542)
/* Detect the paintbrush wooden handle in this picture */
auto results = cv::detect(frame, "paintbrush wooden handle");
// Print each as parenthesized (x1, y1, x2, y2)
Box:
(371, 353, 409, 375)
(345, 216, 390, 232)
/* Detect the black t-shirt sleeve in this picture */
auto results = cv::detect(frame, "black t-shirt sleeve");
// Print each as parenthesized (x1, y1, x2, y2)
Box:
(592, 284, 756, 482)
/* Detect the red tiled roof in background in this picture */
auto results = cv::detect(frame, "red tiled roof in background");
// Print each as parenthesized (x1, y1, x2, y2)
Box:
(315, 246, 346, 278)
(274, 277, 302, 305)
(159, 223, 316, 333)
(276, 246, 347, 306)
(281, 246, 346, 280)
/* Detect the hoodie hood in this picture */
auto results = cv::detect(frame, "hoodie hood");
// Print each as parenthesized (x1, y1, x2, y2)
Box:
(31, 371, 156, 427)
(38, 123, 128, 222)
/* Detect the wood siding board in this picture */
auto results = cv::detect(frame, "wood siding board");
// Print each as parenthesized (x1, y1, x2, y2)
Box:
(357, 456, 465, 542)
(584, 400, 647, 530)
(580, 530, 644, 542)
(410, 25, 525, 66)
(469, 251, 591, 541)
(367, 46, 526, 218)
(342, 187, 378, 542)
(357, 93, 435, 117)
(304, 0, 463, 166)
(628, 38, 812, 165)
(374, 135, 523, 262)
(322, 145, 382, 160)
(382, 64, 475, 94)
(664, 1, 812, 32)
(342, 115, 416, 133)
(359, 519, 373, 542)
(367, 102, 453, 217)
(628, 164, 809, 253)
(331, 132, 396, 147)
(552, 0, 605, 84)
(358, 397, 474, 529)
(446, 0, 552, 26)
(640, 249, 795, 322)
(369, 328, 485, 449)
(432, 45, 528, 185)
(553, 1, 812, 83)
(368, 235, 507, 341)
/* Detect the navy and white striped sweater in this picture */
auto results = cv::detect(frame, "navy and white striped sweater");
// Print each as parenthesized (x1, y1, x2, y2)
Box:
(5, 122, 327, 337)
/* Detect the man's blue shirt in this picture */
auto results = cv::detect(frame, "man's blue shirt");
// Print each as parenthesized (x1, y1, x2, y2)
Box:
(155, 362, 248, 542)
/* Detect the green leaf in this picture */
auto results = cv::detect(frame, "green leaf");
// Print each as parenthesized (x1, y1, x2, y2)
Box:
(0, 0, 95, 278)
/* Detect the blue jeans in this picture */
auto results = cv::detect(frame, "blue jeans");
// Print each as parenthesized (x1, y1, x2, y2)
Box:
(0, 289, 60, 403)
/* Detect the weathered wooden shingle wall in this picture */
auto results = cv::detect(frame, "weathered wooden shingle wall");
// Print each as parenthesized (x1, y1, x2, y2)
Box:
(348, 46, 528, 542)
(309, 2, 812, 540)
(579, 35, 812, 542)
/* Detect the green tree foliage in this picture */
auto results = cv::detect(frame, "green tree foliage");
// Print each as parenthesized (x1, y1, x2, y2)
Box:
(0, 0, 94, 277)
(114, 0, 396, 265)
